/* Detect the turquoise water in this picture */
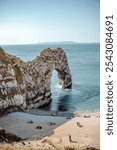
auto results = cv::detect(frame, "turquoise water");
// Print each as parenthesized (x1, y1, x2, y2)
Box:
(1, 43, 100, 112)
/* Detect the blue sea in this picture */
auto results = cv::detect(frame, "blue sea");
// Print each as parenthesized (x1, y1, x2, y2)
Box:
(1, 43, 100, 113)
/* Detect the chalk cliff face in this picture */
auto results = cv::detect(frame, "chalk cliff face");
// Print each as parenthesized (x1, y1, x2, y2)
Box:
(0, 47, 72, 110)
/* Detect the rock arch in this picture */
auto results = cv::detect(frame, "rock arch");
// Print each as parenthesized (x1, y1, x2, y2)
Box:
(0, 47, 72, 110)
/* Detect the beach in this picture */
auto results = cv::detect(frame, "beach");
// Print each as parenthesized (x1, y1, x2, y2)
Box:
(0, 110, 100, 150)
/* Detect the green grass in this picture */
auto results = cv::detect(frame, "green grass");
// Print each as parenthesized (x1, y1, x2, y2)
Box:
(45, 69, 51, 76)
(13, 66, 23, 84)
(8, 88, 20, 98)
(0, 90, 7, 99)
(0, 47, 11, 65)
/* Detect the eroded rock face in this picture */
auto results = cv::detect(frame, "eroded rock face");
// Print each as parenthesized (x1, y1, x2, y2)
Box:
(0, 47, 72, 110)
(0, 127, 21, 142)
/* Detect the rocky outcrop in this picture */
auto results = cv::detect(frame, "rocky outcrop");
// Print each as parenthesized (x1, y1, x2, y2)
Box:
(0, 47, 72, 111)
(0, 127, 21, 142)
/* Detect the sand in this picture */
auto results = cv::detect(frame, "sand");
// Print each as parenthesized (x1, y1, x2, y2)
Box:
(0, 110, 100, 150)
(50, 112, 100, 149)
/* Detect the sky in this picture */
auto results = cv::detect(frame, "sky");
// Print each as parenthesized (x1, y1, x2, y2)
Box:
(0, 0, 100, 45)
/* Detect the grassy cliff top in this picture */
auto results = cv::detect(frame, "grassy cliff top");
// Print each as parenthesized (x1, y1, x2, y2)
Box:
(0, 47, 11, 65)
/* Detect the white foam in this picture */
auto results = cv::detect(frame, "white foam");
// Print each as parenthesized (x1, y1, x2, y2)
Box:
(55, 83, 62, 89)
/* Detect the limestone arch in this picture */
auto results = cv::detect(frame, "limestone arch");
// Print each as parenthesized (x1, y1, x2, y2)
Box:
(0, 47, 72, 110)
(40, 48, 72, 89)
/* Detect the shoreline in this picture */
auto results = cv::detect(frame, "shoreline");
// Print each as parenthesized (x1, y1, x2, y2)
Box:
(0, 109, 100, 150)
(20, 107, 100, 116)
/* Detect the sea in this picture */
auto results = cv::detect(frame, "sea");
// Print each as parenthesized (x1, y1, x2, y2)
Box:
(1, 43, 100, 113)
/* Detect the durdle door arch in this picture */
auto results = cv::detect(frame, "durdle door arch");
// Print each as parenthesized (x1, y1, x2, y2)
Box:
(0, 47, 72, 111)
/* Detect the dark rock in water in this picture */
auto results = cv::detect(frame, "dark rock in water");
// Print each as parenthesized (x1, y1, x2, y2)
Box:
(58, 105, 67, 111)
(36, 126, 42, 129)
(66, 116, 71, 120)
(0, 47, 72, 113)
(27, 120, 33, 124)
(48, 122, 56, 126)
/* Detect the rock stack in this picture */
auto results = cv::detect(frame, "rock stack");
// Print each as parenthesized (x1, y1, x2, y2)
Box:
(0, 47, 72, 111)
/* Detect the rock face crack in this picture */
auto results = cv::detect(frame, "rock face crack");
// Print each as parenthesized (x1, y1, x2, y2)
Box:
(0, 47, 72, 110)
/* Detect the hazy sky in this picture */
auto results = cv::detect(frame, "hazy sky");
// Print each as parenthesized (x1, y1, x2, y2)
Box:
(0, 0, 100, 44)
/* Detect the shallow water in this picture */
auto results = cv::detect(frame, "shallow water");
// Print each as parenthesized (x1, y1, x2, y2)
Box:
(1, 43, 100, 112)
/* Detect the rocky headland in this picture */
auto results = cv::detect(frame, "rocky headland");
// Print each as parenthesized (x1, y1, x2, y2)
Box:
(0, 47, 72, 112)
(0, 48, 100, 150)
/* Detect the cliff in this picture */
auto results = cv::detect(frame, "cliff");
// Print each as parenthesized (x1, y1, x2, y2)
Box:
(0, 47, 72, 111)
(0, 127, 21, 142)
